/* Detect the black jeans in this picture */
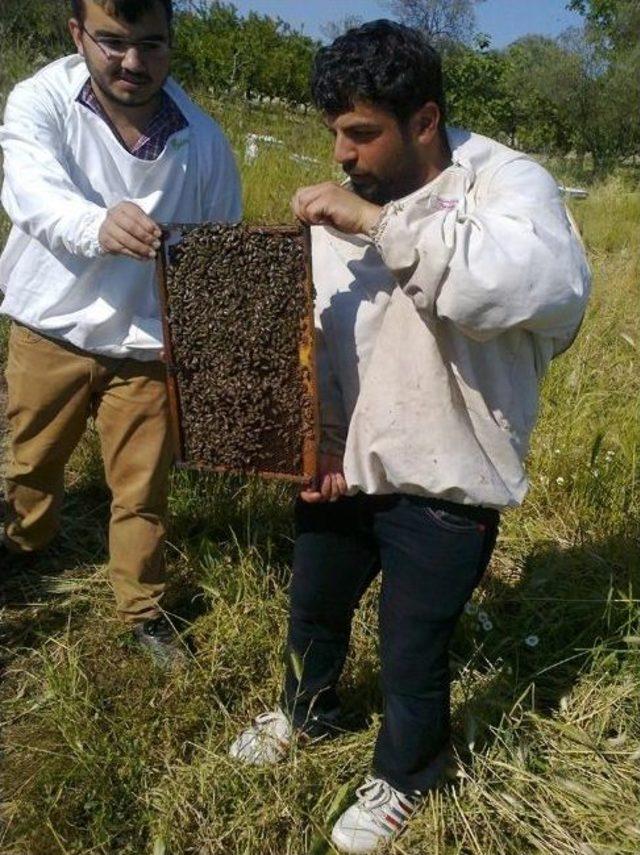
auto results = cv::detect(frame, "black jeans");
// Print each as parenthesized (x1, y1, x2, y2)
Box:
(282, 493, 499, 794)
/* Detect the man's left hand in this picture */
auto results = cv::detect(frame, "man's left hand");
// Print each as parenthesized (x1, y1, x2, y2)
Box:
(292, 182, 381, 235)
(301, 453, 348, 503)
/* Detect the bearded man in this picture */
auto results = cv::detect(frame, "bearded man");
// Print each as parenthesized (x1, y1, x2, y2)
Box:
(229, 19, 590, 854)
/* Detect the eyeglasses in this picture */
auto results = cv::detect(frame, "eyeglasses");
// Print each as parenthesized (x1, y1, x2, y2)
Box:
(82, 28, 170, 61)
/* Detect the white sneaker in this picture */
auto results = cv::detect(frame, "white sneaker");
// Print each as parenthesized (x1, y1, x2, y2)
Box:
(331, 777, 421, 854)
(229, 709, 293, 765)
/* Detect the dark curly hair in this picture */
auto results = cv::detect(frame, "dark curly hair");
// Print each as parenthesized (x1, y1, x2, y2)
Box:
(71, 0, 173, 25)
(312, 19, 446, 126)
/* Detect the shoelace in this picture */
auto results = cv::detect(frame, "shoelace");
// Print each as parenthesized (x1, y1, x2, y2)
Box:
(254, 711, 284, 726)
(251, 711, 291, 754)
(355, 777, 419, 818)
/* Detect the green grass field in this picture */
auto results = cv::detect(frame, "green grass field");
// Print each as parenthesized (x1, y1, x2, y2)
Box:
(1, 91, 639, 855)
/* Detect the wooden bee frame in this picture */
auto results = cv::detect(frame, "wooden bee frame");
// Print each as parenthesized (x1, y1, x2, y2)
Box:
(155, 223, 318, 484)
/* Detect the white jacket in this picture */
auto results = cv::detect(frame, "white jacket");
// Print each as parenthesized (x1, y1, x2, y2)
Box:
(312, 128, 591, 509)
(0, 55, 241, 359)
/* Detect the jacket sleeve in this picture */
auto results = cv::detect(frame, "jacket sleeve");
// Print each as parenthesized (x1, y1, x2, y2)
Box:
(0, 80, 106, 257)
(374, 157, 591, 344)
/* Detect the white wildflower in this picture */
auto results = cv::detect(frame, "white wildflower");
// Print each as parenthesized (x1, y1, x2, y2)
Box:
(525, 635, 540, 648)
(556, 477, 565, 485)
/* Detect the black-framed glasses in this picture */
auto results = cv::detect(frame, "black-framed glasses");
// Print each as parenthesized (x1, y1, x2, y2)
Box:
(82, 27, 170, 61)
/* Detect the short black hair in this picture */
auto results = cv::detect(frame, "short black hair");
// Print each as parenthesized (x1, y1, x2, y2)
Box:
(71, 0, 173, 26)
(312, 19, 446, 125)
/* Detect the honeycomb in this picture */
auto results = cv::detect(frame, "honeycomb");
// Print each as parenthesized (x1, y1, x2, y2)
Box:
(156, 223, 318, 482)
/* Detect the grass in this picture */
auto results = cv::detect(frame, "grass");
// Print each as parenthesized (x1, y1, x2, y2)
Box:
(1, 65, 639, 855)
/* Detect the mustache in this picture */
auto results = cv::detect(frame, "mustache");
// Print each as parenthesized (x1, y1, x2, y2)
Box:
(344, 170, 373, 182)
(117, 71, 151, 84)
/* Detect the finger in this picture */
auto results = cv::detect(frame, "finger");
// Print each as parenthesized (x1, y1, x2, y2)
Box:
(292, 184, 335, 222)
(106, 223, 158, 259)
(294, 197, 327, 226)
(292, 188, 313, 221)
(108, 245, 155, 261)
(112, 211, 162, 247)
(335, 473, 348, 495)
(319, 473, 333, 501)
(328, 473, 347, 502)
(300, 490, 325, 504)
(327, 475, 340, 503)
(117, 202, 162, 237)
(298, 202, 325, 226)
(100, 232, 149, 260)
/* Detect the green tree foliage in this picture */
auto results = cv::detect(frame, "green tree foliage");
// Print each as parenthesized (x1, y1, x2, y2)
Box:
(566, 0, 640, 169)
(0, 0, 638, 173)
(567, 0, 639, 46)
(443, 41, 511, 137)
(171, 2, 317, 104)
(500, 37, 572, 153)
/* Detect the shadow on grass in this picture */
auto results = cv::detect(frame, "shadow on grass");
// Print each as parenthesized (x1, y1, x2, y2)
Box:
(452, 525, 639, 751)
(1, 503, 637, 855)
(335, 525, 639, 755)
(168, 470, 297, 562)
(1, 470, 298, 666)
(0, 483, 110, 659)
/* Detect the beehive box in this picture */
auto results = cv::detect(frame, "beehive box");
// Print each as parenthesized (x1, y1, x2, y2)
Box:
(156, 223, 318, 483)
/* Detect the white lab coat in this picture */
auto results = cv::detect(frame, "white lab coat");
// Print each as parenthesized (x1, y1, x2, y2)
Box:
(0, 55, 242, 359)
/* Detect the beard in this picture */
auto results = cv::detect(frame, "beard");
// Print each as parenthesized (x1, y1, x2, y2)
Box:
(349, 177, 394, 206)
(84, 54, 164, 109)
(347, 151, 425, 206)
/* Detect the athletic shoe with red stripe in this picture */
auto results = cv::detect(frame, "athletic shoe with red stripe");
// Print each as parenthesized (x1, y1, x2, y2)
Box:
(331, 777, 421, 853)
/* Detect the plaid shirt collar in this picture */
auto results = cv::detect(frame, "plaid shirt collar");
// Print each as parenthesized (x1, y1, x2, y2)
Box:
(77, 78, 188, 161)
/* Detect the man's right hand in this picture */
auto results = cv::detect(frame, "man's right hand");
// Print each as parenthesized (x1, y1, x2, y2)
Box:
(98, 201, 162, 261)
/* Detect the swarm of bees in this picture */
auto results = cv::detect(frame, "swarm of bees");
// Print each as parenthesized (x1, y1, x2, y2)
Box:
(160, 223, 317, 480)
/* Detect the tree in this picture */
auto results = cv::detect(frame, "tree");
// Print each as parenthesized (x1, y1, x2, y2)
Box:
(500, 36, 573, 152)
(566, 1, 640, 168)
(567, 0, 640, 46)
(531, 25, 639, 172)
(384, 0, 487, 47)
(171, 2, 317, 104)
(321, 16, 364, 42)
(444, 41, 511, 138)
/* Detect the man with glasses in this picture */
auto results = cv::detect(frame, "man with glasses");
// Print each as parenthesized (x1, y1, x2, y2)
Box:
(0, 0, 241, 664)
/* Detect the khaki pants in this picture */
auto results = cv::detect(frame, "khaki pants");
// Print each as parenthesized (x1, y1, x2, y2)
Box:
(3, 323, 174, 622)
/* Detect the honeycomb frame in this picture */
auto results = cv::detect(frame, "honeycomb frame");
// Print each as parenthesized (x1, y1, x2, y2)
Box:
(155, 223, 319, 484)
